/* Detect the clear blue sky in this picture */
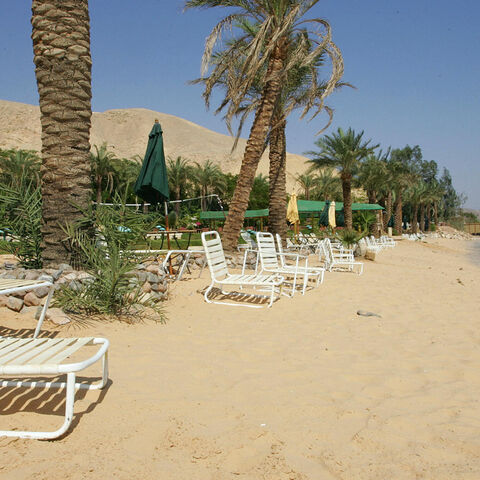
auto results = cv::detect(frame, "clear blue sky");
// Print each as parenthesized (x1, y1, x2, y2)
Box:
(1, 0, 479, 208)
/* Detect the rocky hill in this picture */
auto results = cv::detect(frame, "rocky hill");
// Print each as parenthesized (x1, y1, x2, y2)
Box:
(0, 99, 309, 189)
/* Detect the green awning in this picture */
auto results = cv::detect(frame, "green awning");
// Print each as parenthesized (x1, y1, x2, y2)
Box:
(297, 200, 384, 214)
(200, 209, 268, 220)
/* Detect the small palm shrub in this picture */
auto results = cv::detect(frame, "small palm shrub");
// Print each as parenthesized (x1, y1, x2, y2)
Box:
(0, 178, 43, 268)
(335, 229, 364, 249)
(55, 196, 165, 322)
(353, 211, 377, 232)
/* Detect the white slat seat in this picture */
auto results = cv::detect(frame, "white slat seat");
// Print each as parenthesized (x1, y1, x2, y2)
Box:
(320, 238, 363, 274)
(255, 232, 324, 297)
(201, 231, 284, 308)
(0, 336, 109, 440)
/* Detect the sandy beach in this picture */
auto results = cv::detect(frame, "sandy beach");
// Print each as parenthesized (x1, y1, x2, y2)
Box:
(1, 237, 480, 479)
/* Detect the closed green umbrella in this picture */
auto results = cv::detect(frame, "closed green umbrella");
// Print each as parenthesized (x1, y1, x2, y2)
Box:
(134, 121, 169, 204)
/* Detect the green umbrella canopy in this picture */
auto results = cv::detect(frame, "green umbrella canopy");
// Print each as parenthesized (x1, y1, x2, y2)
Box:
(134, 122, 169, 204)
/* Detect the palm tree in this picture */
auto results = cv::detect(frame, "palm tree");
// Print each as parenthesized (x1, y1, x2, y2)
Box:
(90, 144, 116, 204)
(167, 156, 193, 215)
(187, 0, 344, 250)
(389, 146, 422, 233)
(306, 128, 378, 229)
(193, 160, 226, 210)
(0, 149, 40, 187)
(406, 181, 427, 233)
(295, 170, 318, 200)
(312, 167, 342, 201)
(32, 0, 93, 265)
(357, 151, 389, 204)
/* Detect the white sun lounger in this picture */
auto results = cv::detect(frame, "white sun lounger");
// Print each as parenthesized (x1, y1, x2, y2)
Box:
(320, 238, 363, 274)
(255, 232, 324, 296)
(0, 336, 109, 440)
(202, 231, 284, 308)
(0, 280, 109, 439)
(0, 278, 55, 339)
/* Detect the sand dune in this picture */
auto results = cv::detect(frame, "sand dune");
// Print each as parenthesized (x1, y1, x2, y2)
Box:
(1, 238, 480, 478)
(0, 99, 309, 189)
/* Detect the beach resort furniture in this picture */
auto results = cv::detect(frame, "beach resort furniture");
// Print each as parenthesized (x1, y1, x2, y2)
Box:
(364, 236, 383, 253)
(0, 336, 109, 440)
(275, 234, 325, 287)
(256, 232, 323, 296)
(0, 278, 55, 339)
(285, 237, 309, 255)
(320, 238, 363, 274)
(0, 282, 110, 440)
(379, 235, 396, 248)
(201, 231, 284, 308)
(238, 230, 257, 252)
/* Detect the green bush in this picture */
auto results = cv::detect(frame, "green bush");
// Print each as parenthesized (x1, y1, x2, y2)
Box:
(353, 211, 377, 232)
(0, 179, 43, 268)
(55, 197, 165, 322)
(335, 229, 364, 249)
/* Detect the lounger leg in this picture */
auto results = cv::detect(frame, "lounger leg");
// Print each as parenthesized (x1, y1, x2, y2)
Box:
(33, 284, 55, 339)
(204, 282, 214, 304)
(0, 372, 76, 440)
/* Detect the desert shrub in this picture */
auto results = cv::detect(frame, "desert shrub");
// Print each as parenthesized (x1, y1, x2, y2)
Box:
(0, 179, 43, 268)
(335, 229, 364, 249)
(353, 211, 377, 232)
(55, 197, 165, 322)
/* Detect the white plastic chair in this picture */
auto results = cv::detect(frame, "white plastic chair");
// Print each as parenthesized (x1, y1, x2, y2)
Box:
(256, 232, 324, 296)
(201, 231, 284, 308)
(321, 238, 363, 274)
(0, 336, 109, 440)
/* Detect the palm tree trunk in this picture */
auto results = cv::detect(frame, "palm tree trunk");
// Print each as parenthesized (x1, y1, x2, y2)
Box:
(341, 173, 353, 229)
(394, 191, 403, 233)
(419, 204, 426, 231)
(412, 204, 418, 233)
(367, 190, 377, 204)
(268, 112, 287, 242)
(426, 203, 431, 231)
(222, 41, 286, 251)
(383, 191, 393, 231)
(32, 0, 92, 266)
(96, 176, 102, 204)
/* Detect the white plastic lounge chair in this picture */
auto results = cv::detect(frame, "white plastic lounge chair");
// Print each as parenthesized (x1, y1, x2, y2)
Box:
(202, 231, 284, 308)
(364, 235, 383, 253)
(0, 280, 110, 440)
(378, 235, 396, 247)
(256, 232, 323, 296)
(0, 336, 109, 440)
(275, 234, 325, 287)
(0, 278, 55, 339)
(237, 230, 257, 252)
(320, 238, 363, 274)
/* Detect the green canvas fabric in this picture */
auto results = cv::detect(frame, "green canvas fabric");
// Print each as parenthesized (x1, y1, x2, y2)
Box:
(134, 122, 169, 204)
(297, 199, 384, 213)
(200, 209, 268, 220)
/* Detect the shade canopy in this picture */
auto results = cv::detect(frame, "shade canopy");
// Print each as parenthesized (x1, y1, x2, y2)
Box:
(200, 209, 268, 220)
(134, 122, 169, 205)
(297, 199, 384, 215)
